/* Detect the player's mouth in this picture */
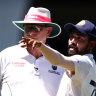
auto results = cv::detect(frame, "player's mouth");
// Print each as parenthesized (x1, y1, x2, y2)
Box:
(68, 45, 78, 52)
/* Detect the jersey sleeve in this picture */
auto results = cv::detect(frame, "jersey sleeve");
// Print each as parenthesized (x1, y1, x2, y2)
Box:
(71, 55, 92, 81)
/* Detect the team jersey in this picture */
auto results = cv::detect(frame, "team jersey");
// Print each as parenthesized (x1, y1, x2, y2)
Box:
(0, 44, 64, 96)
(57, 54, 96, 96)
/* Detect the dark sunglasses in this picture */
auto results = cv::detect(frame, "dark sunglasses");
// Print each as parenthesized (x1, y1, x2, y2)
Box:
(24, 24, 47, 32)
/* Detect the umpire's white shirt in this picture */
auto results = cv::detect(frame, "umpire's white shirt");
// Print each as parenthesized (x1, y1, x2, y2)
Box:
(57, 54, 96, 96)
(0, 44, 64, 96)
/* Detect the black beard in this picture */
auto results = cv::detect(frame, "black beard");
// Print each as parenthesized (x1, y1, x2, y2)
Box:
(68, 44, 78, 56)
(68, 43, 89, 56)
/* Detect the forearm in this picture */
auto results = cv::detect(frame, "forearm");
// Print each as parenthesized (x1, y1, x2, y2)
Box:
(38, 43, 75, 71)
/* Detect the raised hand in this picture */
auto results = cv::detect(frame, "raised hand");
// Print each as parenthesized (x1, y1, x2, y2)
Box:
(19, 37, 42, 49)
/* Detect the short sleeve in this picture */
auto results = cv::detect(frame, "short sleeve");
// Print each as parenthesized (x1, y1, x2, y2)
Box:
(71, 55, 92, 81)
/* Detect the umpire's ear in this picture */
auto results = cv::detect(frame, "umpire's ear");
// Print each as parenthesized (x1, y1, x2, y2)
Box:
(46, 27, 53, 37)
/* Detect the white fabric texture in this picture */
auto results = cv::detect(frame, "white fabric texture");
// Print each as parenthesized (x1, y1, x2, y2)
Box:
(57, 54, 96, 96)
(0, 44, 64, 96)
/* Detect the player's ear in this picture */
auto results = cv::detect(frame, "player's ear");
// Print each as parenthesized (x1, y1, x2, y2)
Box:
(90, 41, 96, 49)
(46, 27, 53, 37)
(88, 40, 96, 52)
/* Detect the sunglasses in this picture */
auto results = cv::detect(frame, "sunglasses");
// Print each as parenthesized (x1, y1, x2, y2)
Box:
(24, 24, 47, 32)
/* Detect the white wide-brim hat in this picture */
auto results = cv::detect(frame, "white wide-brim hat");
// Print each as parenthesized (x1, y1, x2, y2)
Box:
(13, 7, 61, 38)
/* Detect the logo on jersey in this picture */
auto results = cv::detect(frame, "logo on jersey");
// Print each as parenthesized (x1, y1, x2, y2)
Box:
(34, 67, 40, 76)
(12, 62, 26, 67)
(48, 65, 60, 75)
(52, 65, 57, 70)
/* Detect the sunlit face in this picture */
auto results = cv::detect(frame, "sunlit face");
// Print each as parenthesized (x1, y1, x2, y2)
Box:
(24, 23, 51, 43)
(68, 29, 90, 56)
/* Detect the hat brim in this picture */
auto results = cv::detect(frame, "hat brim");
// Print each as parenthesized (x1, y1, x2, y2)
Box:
(64, 23, 87, 35)
(13, 21, 61, 38)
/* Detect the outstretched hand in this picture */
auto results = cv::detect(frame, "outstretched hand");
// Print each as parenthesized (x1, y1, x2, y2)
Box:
(19, 37, 42, 49)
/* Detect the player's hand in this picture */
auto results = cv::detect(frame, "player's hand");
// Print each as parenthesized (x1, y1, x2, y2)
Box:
(19, 37, 42, 49)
